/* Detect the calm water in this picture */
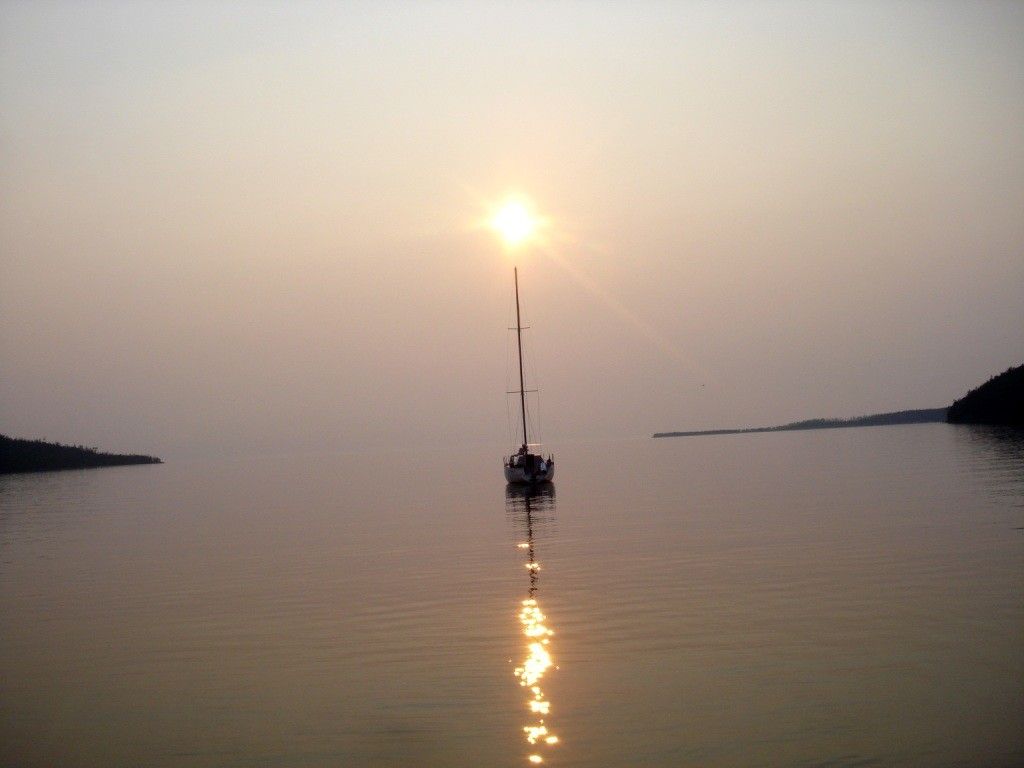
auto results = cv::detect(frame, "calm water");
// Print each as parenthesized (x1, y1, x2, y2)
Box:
(2, 424, 1022, 767)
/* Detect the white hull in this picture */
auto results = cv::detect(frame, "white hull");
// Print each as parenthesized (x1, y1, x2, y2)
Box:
(504, 464, 555, 485)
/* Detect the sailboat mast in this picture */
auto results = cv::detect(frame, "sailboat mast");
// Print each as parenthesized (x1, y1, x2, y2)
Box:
(514, 267, 529, 449)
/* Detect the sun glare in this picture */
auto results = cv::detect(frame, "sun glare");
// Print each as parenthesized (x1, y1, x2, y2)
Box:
(491, 199, 539, 248)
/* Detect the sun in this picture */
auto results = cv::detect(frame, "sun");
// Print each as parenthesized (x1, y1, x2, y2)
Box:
(491, 199, 539, 248)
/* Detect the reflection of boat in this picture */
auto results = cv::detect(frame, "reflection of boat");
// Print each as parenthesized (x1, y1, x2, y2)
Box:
(506, 486, 559, 764)
(505, 485, 557, 583)
(504, 267, 555, 485)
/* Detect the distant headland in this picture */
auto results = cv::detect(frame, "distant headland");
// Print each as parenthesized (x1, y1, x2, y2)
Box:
(655, 362, 1023, 438)
(0, 435, 162, 474)
(653, 408, 947, 439)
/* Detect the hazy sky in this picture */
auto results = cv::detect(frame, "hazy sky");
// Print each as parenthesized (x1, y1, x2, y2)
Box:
(2, 1, 1022, 457)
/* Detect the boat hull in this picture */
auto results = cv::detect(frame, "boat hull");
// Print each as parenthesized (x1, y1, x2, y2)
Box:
(504, 464, 555, 485)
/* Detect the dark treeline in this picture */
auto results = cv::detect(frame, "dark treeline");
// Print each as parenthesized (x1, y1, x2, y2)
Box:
(947, 365, 1024, 427)
(656, 362, 1024, 439)
(654, 408, 948, 439)
(0, 435, 162, 474)
(781, 408, 949, 431)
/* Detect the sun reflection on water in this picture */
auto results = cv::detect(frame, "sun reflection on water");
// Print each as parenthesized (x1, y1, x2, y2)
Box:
(507, 486, 559, 764)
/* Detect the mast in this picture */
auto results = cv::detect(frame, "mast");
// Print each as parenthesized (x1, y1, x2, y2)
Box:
(514, 267, 529, 450)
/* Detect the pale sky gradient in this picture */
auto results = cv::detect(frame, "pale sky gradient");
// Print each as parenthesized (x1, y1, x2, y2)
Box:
(2, 1, 1022, 457)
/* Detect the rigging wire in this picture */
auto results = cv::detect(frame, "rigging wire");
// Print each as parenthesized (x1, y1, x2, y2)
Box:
(505, 283, 516, 450)
(518, 277, 544, 450)
(504, 267, 547, 453)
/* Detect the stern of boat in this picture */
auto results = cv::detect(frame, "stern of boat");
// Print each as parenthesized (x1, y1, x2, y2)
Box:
(503, 457, 555, 485)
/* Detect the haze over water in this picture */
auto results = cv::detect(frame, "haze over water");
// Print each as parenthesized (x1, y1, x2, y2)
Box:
(3, 424, 1022, 767)
(2, 2, 1023, 454)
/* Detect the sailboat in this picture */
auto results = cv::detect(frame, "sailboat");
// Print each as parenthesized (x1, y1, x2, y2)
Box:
(504, 267, 555, 485)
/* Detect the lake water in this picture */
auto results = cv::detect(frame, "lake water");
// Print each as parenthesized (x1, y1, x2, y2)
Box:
(2, 424, 1022, 767)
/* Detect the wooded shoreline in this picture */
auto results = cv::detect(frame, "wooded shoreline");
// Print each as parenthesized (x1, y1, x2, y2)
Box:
(654, 408, 947, 439)
(0, 435, 162, 474)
